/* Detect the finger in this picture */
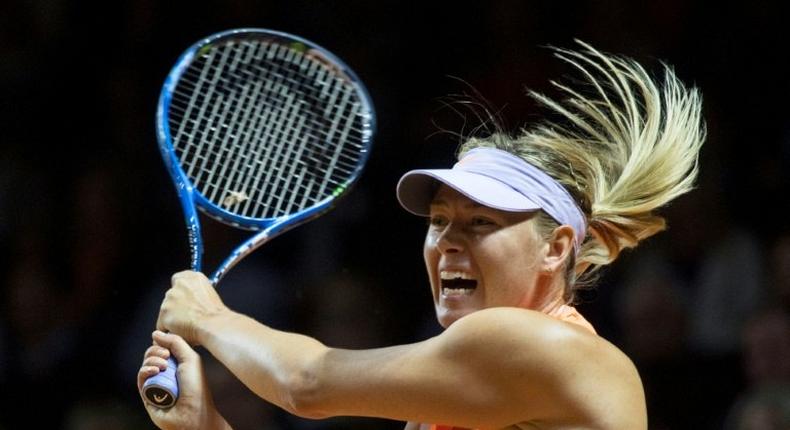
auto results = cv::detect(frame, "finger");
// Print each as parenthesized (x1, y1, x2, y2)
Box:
(171, 270, 193, 284)
(143, 355, 170, 371)
(171, 271, 213, 296)
(137, 365, 161, 392)
(171, 270, 196, 289)
(153, 330, 198, 363)
(144, 345, 171, 360)
(172, 270, 210, 284)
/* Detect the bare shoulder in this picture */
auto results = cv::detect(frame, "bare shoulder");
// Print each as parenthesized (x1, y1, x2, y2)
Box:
(442, 307, 647, 428)
(443, 306, 608, 355)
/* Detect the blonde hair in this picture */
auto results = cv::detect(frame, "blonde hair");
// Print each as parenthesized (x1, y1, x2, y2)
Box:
(459, 40, 705, 299)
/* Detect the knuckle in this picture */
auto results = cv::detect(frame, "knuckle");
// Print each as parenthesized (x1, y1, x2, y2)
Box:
(171, 270, 189, 284)
(142, 357, 160, 368)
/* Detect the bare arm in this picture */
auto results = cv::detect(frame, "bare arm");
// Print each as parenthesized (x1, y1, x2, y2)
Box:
(157, 271, 646, 429)
(197, 306, 645, 428)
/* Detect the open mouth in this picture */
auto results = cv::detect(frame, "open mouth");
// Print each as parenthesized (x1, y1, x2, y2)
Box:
(440, 271, 478, 296)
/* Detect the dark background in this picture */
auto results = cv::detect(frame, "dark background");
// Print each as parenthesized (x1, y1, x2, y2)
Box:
(2, 1, 789, 429)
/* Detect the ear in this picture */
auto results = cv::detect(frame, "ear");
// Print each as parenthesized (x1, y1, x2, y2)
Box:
(541, 225, 575, 273)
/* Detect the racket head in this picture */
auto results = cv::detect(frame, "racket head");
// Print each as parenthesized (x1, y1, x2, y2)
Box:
(156, 28, 376, 232)
(144, 28, 376, 408)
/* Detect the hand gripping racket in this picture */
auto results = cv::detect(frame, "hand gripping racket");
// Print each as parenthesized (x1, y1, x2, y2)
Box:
(142, 28, 376, 408)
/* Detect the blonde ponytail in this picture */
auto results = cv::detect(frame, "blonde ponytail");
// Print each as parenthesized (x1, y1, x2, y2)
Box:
(461, 40, 705, 291)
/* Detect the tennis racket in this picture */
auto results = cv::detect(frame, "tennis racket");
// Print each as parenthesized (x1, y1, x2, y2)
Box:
(142, 28, 376, 408)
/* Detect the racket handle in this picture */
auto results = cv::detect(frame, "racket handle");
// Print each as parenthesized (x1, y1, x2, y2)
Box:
(143, 356, 179, 408)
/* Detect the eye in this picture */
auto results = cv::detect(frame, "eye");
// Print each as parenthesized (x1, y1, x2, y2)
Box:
(428, 215, 449, 227)
(470, 216, 496, 227)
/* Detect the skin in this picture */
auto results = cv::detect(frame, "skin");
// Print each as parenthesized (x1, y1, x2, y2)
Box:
(137, 332, 232, 430)
(139, 185, 647, 429)
(425, 186, 570, 328)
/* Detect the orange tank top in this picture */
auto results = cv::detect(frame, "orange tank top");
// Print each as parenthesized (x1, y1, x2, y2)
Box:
(546, 304, 597, 334)
(425, 305, 596, 430)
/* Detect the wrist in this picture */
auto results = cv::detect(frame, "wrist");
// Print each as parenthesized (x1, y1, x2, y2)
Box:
(196, 306, 238, 346)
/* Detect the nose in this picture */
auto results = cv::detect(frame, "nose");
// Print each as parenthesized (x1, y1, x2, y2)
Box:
(436, 223, 464, 254)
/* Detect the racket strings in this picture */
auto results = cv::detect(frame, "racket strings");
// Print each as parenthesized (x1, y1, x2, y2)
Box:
(181, 42, 368, 153)
(189, 41, 362, 213)
(169, 74, 366, 171)
(169, 38, 370, 220)
(170, 66, 368, 162)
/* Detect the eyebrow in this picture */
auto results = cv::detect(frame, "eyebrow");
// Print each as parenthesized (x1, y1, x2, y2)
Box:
(429, 199, 484, 209)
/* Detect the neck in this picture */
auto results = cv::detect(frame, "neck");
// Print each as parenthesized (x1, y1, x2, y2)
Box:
(537, 295, 567, 315)
(520, 272, 566, 314)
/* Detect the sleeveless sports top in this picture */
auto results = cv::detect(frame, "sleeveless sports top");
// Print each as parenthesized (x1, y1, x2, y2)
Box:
(546, 304, 597, 335)
(423, 305, 597, 430)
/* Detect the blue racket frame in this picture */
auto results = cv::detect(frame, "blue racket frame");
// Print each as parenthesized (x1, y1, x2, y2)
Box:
(156, 28, 376, 285)
(144, 28, 376, 408)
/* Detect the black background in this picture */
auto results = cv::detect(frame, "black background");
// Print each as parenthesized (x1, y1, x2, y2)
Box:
(1, 1, 788, 429)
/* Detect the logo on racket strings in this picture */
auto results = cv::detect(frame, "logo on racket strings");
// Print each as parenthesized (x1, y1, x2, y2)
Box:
(223, 190, 250, 207)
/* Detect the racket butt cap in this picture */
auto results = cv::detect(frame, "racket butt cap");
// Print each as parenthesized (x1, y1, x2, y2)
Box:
(143, 356, 179, 408)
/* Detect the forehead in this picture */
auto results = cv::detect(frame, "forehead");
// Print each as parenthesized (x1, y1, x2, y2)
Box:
(429, 185, 537, 222)
(429, 185, 481, 208)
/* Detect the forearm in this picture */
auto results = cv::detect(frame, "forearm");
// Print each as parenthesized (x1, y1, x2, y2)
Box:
(197, 309, 329, 417)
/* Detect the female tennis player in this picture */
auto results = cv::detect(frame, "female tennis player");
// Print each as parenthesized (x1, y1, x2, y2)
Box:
(138, 41, 705, 429)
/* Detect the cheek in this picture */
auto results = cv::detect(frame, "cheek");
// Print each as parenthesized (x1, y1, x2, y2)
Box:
(476, 236, 539, 292)
(423, 230, 440, 260)
(423, 234, 439, 280)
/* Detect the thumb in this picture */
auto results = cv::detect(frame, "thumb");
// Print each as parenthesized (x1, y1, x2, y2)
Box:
(153, 330, 198, 365)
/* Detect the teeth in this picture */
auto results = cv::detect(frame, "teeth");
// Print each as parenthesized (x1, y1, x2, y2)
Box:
(442, 287, 475, 297)
(440, 271, 474, 280)
(440, 270, 478, 297)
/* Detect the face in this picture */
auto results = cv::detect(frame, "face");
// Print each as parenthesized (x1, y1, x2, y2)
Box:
(424, 185, 555, 328)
